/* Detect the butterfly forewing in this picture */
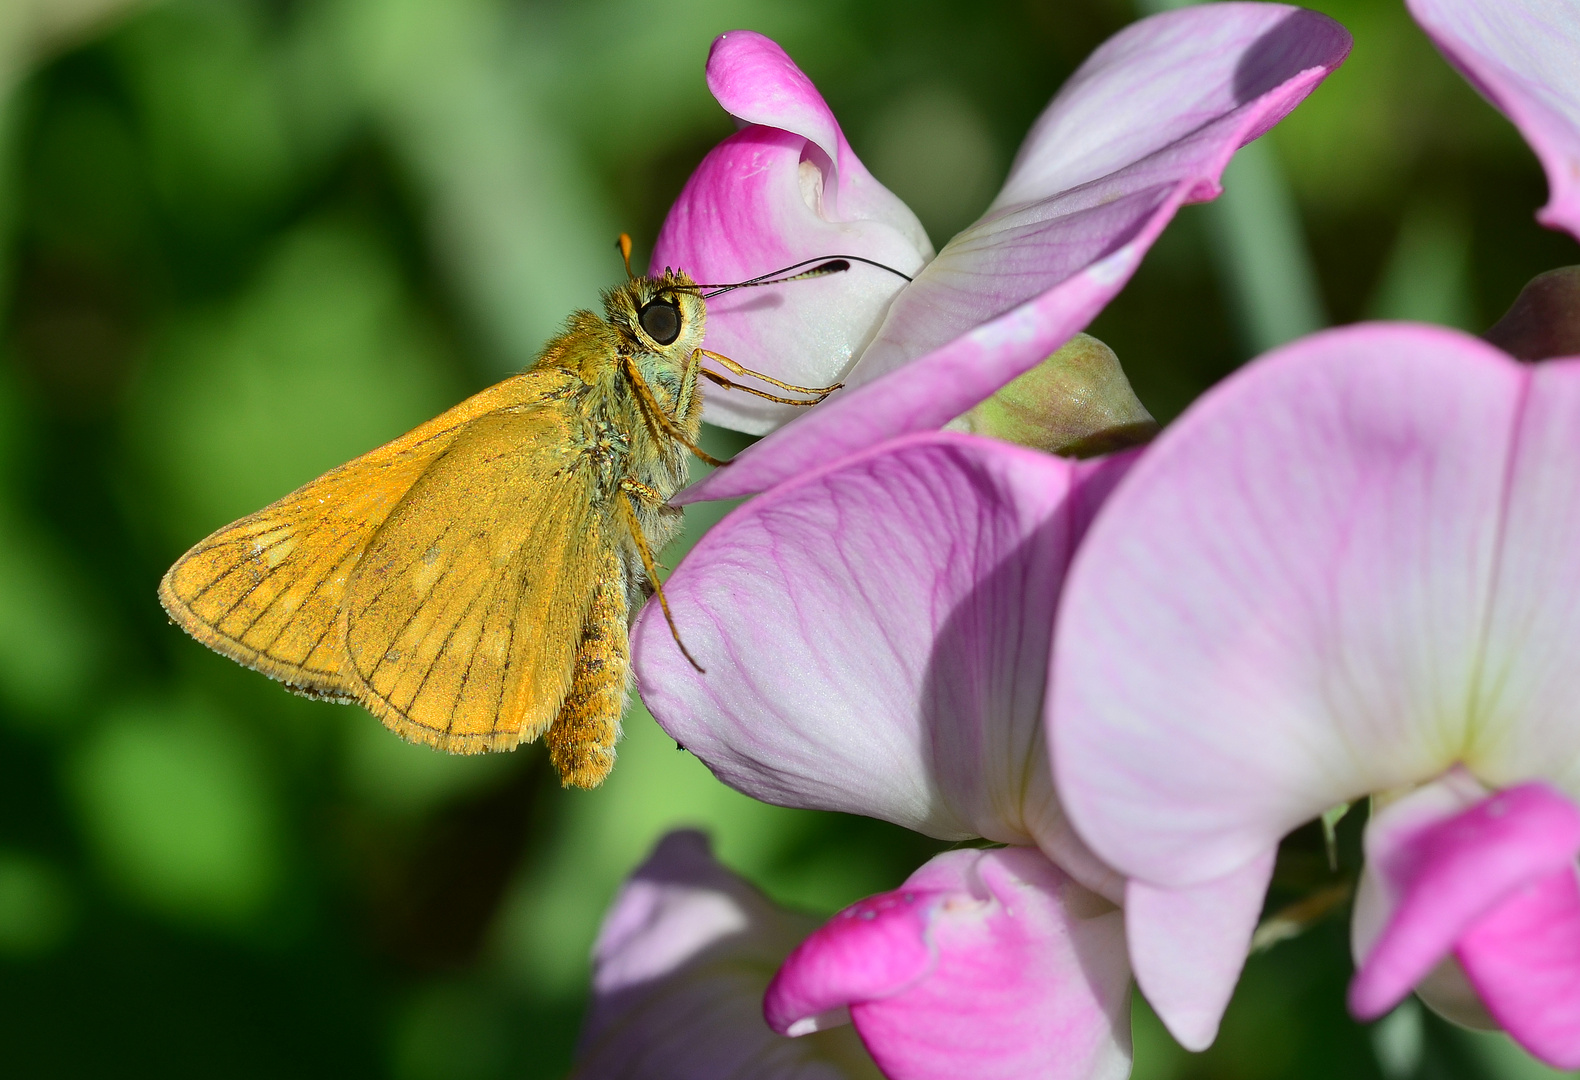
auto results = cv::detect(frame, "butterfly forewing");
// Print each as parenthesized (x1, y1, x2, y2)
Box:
(158, 370, 582, 705)
(343, 404, 607, 753)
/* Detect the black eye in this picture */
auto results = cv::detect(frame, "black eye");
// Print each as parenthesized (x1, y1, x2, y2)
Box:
(639, 299, 681, 345)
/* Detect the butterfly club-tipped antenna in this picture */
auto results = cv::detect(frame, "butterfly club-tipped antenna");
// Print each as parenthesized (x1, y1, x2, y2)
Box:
(683, 253, 913, 298)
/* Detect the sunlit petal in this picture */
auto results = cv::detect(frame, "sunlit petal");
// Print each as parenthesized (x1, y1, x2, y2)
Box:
(678, 5, 1350, 503)
(765, 847, 1131, 1080)
(633, 434, 1132, 890)
(1052, 325, 1530, 891)
(652, 32, 930, 434)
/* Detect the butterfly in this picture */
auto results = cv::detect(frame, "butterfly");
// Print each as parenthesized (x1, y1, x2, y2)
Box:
(157, 236, 884, 788)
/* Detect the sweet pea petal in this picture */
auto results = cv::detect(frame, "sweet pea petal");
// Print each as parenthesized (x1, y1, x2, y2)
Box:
(633, 433, 1132, 888)
(765, 848, 1132, 1080)
(653, 32, 930, 434)
(573, 830, 882, 1080)
(703, 31, 928, 238)
(678, 5, 1350, 504)
(1052, 325, 1534, 893)
(1467, 357, 1580, 793)
(1406, 0, 1580, 240)
(1123, 850, 1276, 1051)
(1458, 864, 1580, 1069)
(851, 5, 1352, 386)
(1348, 780, 1580, 1068)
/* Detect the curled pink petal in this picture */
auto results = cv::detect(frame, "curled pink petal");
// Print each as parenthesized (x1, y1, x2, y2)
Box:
(575, 830, 881, 1079)
(766, 848, 1132, 1080)
(1123, 850, 1276, 1051)
(654, 32, 930, 434)
(633, 433, 1133, 891)
(1052, 325, 1538, 892)
(1458, 865, 1580, 1069)
(1406, 0, 1580, 240)
(1350, 783, 1580, 1024)
(677, 5, 1350, 502)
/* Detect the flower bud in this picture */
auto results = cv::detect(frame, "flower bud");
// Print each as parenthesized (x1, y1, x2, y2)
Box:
(949, 333, 1157, 457)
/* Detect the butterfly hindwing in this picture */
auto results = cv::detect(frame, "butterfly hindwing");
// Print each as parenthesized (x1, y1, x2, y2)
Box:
(342, 402, 609, 754)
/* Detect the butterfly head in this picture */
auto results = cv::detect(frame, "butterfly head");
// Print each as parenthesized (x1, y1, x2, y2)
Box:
(604, 270, 707, 361)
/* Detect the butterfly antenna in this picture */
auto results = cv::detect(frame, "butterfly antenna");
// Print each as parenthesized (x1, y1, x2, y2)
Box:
(681, 255, 914, 298)
(616, 233, 635, 280)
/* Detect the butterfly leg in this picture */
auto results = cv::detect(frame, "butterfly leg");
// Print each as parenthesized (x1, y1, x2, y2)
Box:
(698, 366, 827, 407)
(698, 348, 843, 397)
(622, 356, 729, 467)
(617, 480, 704, 674)
(545, 557, 627, 789)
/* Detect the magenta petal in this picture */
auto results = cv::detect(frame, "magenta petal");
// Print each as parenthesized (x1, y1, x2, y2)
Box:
(633, 433, 1133, 878)
(576, 830, 881, 1079)
(1458, 866, 1580, 1069)
(677, 5, 1350, 503)
(766, 848, 1132, 1080)
(654, 33, 930, 434)
(1350, 783, 1580, 1023)
(1406, 0, 1580, 240)
(1124, 850, 1276, 1051)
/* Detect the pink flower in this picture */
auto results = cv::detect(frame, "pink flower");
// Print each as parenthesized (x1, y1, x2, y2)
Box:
(1405, 0, 1580, 240)
(654, 7, 1349, 499)
(572, 829, 883, 1079)
(631, 432, 1137, 1077)
(766, 848, 1130, 1080)
(1050, 324, 1580, 1067)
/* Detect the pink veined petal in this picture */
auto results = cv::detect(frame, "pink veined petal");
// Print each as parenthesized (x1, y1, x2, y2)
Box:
(573, 830, 882, 1080)
(1457, 865, 1580, 1069)
(632, 433, 1131, 887)
(1349, 782, 1580, 1023)
(1123, 850, 1276, 1051)
(1051, 324, 1532, 892)
(1468, 357, 1580, 792)
(653, 32, 930, 434)
(676, 5, 1350, 504)
(765, 847, 1132, 1080)
(1406, 0, 1580, 240)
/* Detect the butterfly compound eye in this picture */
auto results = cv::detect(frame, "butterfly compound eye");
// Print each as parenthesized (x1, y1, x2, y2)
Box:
(638, 299, 681, 345)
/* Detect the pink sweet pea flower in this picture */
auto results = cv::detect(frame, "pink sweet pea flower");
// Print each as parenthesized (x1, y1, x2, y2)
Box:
(1050, 323, 1580, 1067)
(631, 432, 1138, 1077)
(1405, 0, 1580, 240)
(572, 829, 883, 1079)
(655, 7, 1350, 496)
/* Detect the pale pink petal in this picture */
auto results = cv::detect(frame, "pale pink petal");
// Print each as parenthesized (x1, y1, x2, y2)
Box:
(1406, 0, 1580, 239)
(652, 32, 930, 434)
(1122, 850, 1276, 1051)
(677, 5, 1350, 503)
(1349, 780, 1580, 1067)
(1051, 325, 1531, 892)
(633, 434, 1132, 893)
(765, 847, 1132, 1080)
(1467, 358, 1580, 793)
(574, 830, 881, 1080)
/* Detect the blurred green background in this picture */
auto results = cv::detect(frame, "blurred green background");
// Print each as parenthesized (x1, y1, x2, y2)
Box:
(0, 0, 1574, 1077)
